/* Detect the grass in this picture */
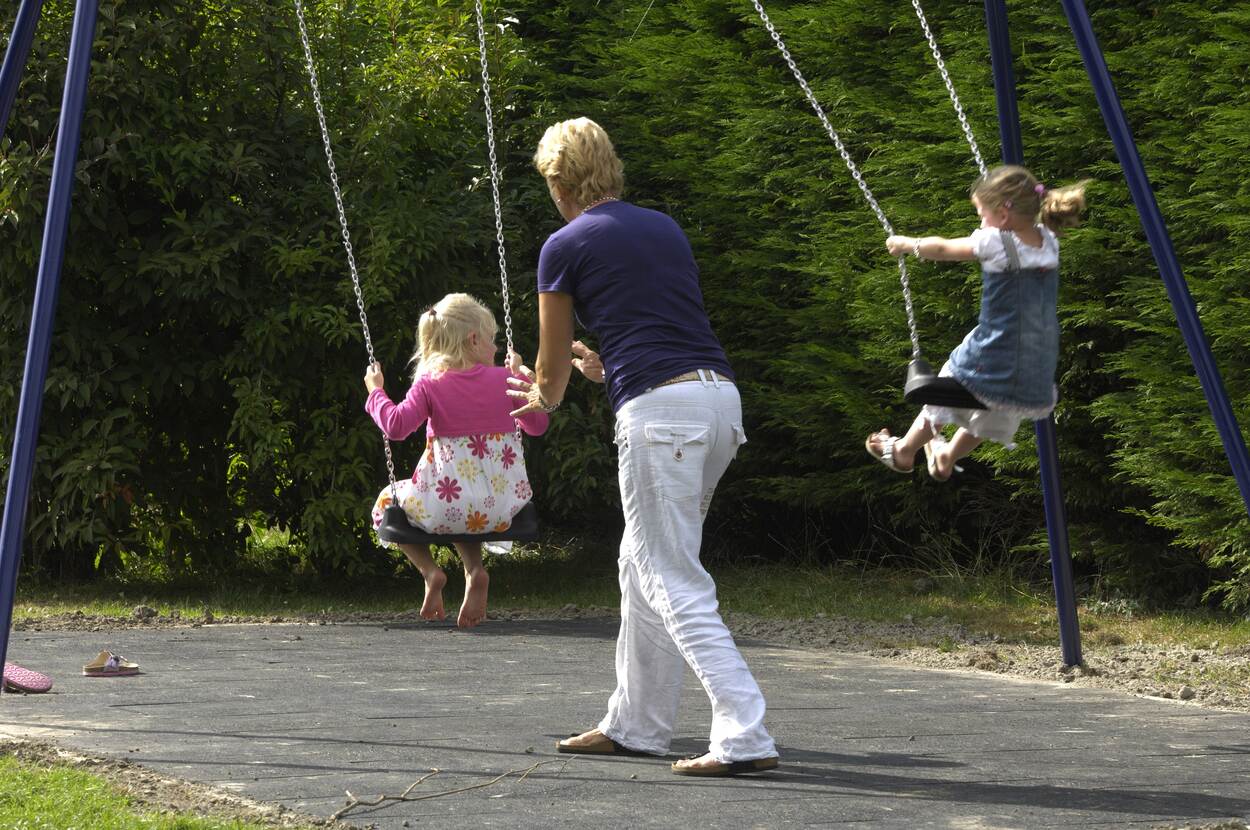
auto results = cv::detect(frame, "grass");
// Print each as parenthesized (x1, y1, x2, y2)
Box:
(0, 754, 314, 830)
(13, 539, 1250, 651)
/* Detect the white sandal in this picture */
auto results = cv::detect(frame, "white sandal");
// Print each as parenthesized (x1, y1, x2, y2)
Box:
(865, 431, 912, 473)
(924, 435, 963, 482)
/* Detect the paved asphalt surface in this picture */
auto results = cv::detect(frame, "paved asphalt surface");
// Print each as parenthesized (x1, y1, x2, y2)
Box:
(2, 618, 1249, 828)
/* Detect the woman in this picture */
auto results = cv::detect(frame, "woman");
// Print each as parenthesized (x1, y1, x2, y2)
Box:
(508, 117, 779, 777)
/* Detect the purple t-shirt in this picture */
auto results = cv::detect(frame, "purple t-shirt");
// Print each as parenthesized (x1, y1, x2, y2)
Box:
(536, 201, 733, 412)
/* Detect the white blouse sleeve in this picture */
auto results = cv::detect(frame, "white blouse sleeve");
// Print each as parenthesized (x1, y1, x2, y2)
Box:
(969, 226, 1002, 264)
(1041, 225, 1060, 258)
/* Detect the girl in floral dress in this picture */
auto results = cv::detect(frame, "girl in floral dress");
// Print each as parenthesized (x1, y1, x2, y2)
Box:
(364, 293, 549, 627)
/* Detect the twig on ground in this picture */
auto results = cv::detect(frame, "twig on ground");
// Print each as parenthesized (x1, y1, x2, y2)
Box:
(332, 758, 571, 820)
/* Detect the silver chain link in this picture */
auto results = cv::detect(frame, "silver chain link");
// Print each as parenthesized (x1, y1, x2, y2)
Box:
(911, 0, 987, 176)
(749, 0, 920, 357)
(293, 0, 400, 496)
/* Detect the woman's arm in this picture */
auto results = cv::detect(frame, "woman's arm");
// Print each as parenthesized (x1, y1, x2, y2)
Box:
(535, 291, 575, 405)
(886, 234, 977, 262)
(509, 291, 575, 416)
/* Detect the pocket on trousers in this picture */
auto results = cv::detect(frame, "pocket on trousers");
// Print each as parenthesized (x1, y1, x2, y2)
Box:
(643, 422, 710, 502)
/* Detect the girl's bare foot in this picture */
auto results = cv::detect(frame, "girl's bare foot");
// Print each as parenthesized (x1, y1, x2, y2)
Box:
(457, 567, 490, 628)
(420, 569, 447, 620)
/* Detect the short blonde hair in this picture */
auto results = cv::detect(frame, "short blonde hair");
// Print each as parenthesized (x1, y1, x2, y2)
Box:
(410, 292, 497, 379)
(533, 117, 625, 207)
(971, 164, 1091, 233)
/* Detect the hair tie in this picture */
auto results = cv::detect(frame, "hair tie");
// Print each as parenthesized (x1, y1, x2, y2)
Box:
(1034, 183, 1046, 195)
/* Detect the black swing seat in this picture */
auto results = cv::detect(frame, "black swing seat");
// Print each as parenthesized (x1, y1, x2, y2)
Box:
(903, 357, 988, 410)
(377, 501, 540, 545)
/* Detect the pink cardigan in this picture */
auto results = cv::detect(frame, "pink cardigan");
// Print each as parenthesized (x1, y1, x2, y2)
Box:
(366, 364, 549, 440)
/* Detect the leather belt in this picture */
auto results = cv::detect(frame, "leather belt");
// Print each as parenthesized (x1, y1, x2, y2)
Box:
(650, 369, 732, 390)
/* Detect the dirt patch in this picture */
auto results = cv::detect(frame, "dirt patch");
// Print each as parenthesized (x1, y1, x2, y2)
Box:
(717, 610, 1250, 714)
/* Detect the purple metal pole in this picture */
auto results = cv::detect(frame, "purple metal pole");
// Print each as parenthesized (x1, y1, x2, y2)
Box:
(984, 0, 1081, 666)
(0, 0, 100, 678)
(1059, 0, 1250, 516)
(0, 0, 45, 136)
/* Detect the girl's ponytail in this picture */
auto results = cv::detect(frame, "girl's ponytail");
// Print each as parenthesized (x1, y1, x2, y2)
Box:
(1040, 180, 1092, 233)
(972, 165, 1092, 234)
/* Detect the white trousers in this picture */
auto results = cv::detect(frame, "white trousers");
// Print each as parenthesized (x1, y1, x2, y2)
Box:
(597, 374, 776, 762)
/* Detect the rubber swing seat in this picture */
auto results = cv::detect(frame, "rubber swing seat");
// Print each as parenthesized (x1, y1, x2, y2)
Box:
(902, 357, 987, 410)
(377, 501, 540, 545)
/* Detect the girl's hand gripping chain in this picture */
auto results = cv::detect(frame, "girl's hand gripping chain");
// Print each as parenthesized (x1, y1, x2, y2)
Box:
(364, 362, 385, 393)
(886, 235, 924, 258)
(505, 349, 533, 379)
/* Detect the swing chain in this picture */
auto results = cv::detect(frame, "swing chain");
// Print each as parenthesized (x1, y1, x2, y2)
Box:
(474, 0, 512, 359)
(910, 0, 987, 176)
(474, 0, 525, 441)
(749, 0, 921, 358)
(293, 0, 400, 496)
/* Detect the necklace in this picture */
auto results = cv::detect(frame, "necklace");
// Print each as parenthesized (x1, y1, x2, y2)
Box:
(580, 195, 619, 215)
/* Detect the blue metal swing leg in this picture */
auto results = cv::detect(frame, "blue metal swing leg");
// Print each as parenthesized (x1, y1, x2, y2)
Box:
(0, 0, 45, 136)
(0, 0, 100, 676)
(984, 0, 1082, 667)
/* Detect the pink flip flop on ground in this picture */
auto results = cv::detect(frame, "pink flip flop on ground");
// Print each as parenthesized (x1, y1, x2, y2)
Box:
(3, 662, 53, 693)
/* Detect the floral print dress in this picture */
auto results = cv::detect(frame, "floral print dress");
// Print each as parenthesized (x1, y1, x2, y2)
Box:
(371, 431, 532, 539)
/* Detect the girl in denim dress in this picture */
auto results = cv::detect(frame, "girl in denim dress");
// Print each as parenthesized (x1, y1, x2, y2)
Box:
(865, 165, 1089, 480)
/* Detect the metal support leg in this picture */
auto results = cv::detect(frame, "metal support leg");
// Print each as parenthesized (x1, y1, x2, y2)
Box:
(0, 0, 45, 136)
(0, 0, 100, 676)
(1059, 0, 1250, 517)
(985, 0, 1081, 666)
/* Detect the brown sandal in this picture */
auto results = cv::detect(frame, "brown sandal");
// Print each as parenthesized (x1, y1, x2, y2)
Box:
(556, 730, 661, 757)
(82, 650, 140, 677)
(671, 755, 780, 777)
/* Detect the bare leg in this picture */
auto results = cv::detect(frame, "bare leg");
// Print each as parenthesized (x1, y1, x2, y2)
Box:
(930, 427, 983, 480)
(453, 541, 490, 628)
(866, 413, 934, 472)
(397, 543, 446, 621)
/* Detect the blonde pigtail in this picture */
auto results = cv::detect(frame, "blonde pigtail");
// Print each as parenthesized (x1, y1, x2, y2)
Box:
(1040, 180, 1092, 233)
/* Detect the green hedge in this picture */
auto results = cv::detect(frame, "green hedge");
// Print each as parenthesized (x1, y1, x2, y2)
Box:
(3, 1, 1249, 607)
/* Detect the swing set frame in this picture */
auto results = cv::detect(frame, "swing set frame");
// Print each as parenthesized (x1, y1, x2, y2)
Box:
(2, 0, 1249, 675)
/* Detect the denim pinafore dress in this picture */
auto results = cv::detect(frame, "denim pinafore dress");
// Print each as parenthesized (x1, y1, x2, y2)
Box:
(946, 230, 1059, 412)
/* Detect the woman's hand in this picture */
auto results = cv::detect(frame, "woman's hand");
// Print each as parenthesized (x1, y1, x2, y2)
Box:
(571, 340, 604, 383)
(364, 361, 385, 392)
(507, 374, 557, 417)
(886, 235, 915, 257)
